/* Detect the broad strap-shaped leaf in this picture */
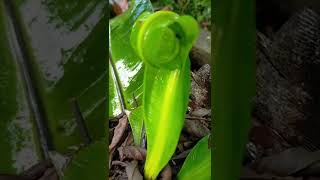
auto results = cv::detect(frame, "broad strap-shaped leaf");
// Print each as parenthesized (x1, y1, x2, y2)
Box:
(11, 0, 108, 153)
(213, 0, 255, 179)
(130, 11, 199, 179)
(143, 62, 191, 179)
(178, 135, 211, 180)
(62, 140, 107, 180)
(0, 1, 42, 173)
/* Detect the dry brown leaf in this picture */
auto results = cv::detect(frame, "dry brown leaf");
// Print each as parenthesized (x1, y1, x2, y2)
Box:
(183, 141, 194, 149)
(190, 64, 211, 109)
(118, 146, 146, 161)
(109, 116, 128, 168)
(190, 108, 211, 117)
(109, 116, 128, 152)
(112, 161, 127, 167)
(125, 161, 143, 180)
(172, 149, 191, 160)
(159, 164, 172, 180)
(184, 119, 210, 138)
(121, 132, 134, 147)
(109, 148, 116, 170)
(255, 148, 320, 176)
(110, 0, 128, 15)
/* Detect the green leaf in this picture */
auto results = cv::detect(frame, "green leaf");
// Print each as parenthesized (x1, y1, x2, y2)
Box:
(143, 63, 190, 179)
(130, 11, 199, 179)
(213, 0, 255, 179)
(62, 140, 107, 180)
(109, 0, 152, 149)
(0, 1, 42, 173)
(177, 135, 211, 180)
(127, 106, 144, 145)
(109, 0, 153, 110)
(11, 0, 108, 153)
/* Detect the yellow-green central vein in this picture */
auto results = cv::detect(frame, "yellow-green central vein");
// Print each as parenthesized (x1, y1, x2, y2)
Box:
(145, 69, 180, 178)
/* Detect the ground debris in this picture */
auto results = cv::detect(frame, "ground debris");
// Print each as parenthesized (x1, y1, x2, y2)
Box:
(109, 116, 129, 168)
(118, 146, 146, 161)
(190, 64, 211, 110)
(125, 161, 143, 180)
(184, 119, 210, 138)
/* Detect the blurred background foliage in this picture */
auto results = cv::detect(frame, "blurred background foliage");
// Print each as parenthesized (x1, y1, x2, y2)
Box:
(151, 0, 211, 29)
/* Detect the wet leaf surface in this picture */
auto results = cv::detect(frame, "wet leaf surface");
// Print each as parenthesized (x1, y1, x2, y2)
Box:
(11, 0, 108, 153)
(109, 0, 152, 110)
(1, 0, 109, 178)
(0, 1, 42, 174)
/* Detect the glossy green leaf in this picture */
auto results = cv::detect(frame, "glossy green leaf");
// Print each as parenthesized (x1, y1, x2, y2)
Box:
(213, 0, 255, 179)
(177, 135, 211, 180)
(109, 0, 152, 110)
(62, 140, 107, 180)
(0, 1, 42, 173)
(130, 11, 199, 179)
(109, 0, 152, 150)
(11, 0, 108, 153)
(2, 0, 108, 176)
(127, 106, 144, 145)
